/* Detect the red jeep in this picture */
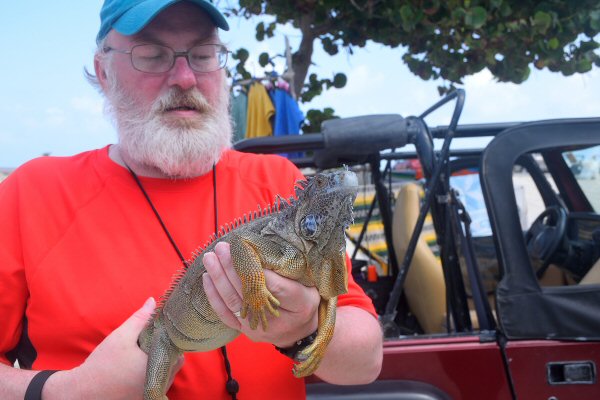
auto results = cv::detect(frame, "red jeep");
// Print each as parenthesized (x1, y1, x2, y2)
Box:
(236, 90, 600, 399)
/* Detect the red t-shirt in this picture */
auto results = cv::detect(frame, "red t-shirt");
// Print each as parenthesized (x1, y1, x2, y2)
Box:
(0, 146, 376, 399)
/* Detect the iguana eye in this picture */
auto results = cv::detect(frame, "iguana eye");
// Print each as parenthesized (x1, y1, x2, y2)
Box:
(315, 175, 327, 188)
(300, 214, 320, 238)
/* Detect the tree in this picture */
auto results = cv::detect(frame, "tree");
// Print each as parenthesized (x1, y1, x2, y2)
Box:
(226, 0, 599, 124)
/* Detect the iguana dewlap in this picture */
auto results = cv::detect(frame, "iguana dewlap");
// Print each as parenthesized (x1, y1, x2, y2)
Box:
(138, 169, 359, 400)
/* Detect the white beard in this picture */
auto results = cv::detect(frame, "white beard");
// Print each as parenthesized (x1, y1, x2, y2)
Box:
(104, 76, 232, 178)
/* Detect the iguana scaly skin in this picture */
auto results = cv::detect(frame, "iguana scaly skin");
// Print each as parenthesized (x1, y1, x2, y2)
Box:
(138, 169, 359, 400)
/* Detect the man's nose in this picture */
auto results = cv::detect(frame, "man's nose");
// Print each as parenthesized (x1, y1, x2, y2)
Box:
(167, 56, 197, 90)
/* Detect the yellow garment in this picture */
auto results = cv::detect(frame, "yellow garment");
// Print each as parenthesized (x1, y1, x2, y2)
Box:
(246, 83, 275, 138)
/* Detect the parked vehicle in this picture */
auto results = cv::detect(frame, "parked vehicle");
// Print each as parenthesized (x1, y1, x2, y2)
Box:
(234, 90, 600, 399)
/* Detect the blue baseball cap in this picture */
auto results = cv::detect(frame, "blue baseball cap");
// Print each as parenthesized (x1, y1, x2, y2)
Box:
(97, 0, 230, 43)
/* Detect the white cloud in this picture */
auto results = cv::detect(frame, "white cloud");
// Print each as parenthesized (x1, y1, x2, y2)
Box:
(343, 64, 386, 96)
(44, 107, 66, 126)
(70, 95, 103, 115)
(460, 67, 600, 124)
(467, 68, 495, 87)
(0, 129, 14, 145)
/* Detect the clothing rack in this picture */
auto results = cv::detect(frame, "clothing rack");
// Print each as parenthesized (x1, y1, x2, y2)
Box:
(230, 36, 297, 100)
(231, 73, 280, 87)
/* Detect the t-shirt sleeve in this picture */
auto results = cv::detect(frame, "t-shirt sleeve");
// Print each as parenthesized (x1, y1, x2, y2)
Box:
(0, 172, 29, 366)
(338, 255, 378, 318)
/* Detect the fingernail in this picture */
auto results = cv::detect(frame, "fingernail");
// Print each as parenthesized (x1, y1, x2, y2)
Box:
(143, 297, 156, 311)
(215, 241, 229, 254)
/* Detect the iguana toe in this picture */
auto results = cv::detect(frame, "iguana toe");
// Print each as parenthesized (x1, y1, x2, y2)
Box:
(292, 337, 326, 377)
(292, 352, 321, 377)
(242, 287, 281, 330)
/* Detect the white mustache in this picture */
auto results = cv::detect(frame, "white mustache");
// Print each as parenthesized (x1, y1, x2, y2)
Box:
(156, 88, 211, 114)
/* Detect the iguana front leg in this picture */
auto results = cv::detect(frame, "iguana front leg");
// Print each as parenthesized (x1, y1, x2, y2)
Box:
(228, 234, 281, 330)
(293, 296, 338, 377)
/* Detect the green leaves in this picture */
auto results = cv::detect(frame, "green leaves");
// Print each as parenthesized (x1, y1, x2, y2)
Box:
(300, 73, 347, 103)
(576, 59, 593, 73)
(321, 37, 339, 56)
(399, 5, 418, 32)
(302, 108, 339, 134)
(255, 21, 276, 41)
(548, 38, 560, 50)
(231, 48, 251, 80)
(233, 48, 249, 63)
(591, 10, 600, 30)
(465, 6, 487, 29)
(258, 52, 271, 67)
(533, 11, 552, 34)
(230, 0, 600, 106)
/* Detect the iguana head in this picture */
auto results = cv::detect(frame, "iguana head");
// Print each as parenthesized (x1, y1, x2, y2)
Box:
(291, 168, 358, 298)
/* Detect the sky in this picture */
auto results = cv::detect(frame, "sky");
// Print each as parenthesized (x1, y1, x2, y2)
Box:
(1, 1, 599, 169)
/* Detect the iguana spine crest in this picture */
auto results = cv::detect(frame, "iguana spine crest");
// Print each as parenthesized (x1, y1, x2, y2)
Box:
(155, 189, 304, 310)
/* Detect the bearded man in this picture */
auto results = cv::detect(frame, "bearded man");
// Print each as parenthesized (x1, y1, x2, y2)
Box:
(0, 1, 383, 399)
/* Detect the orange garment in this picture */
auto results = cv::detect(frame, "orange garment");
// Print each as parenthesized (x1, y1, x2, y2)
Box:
(245, 82, 275, 138)
(0, 147, 376, 400)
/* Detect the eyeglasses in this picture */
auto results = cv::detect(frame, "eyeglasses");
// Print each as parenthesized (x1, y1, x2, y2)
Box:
(103, 43, 229, 74)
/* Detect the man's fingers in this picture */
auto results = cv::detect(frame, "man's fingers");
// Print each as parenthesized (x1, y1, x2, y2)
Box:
(202, 273, 242, 330)
(203, 242, 320, 344)
(203, 249, 243, 314)
(213, 242, 243, 296)
(118, 297, 156, 337)
(263, 270, 319, 313)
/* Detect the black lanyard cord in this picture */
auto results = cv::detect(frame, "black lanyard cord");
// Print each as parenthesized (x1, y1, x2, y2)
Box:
(124, 163, 187, 267)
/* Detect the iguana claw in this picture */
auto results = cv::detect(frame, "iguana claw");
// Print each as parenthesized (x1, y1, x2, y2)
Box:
(292, 337, 324, 377)
(241, 287, 280, 330)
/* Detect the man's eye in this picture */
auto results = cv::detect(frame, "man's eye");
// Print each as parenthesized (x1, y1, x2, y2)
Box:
(191, 54, 211, 62)
(135, 46, 169, 59)
(190, 49, 213, 60)
(141, 52, 168, 60)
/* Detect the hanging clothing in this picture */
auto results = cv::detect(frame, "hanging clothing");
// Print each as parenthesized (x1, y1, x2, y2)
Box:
(270, 89, 304, 137)
(230, 91, 248, 142)
(246, 83, 275, 138)
(270, 88, 305, 159)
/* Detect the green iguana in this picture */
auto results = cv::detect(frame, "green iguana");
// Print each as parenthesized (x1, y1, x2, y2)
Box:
(138, 168, 359, 400)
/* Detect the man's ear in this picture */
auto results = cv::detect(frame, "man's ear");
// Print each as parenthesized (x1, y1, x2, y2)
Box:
(94, 53, 109, 91)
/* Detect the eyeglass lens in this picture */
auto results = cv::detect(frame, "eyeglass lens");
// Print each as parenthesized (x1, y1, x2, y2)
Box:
(131, 44, 227, 73)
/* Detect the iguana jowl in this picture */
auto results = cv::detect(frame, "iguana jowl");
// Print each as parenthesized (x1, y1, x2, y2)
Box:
(138, 168, 359, 400)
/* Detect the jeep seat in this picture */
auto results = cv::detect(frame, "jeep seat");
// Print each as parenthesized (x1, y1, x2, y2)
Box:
(392, 183, 446, 334)
(579, 256, 600, 285)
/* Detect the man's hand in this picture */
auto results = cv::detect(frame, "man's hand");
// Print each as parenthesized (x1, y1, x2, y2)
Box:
(43, 298, 183, 400)
(202, 242, 319, 348)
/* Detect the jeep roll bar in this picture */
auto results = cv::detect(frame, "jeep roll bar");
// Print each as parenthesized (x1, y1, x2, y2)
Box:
(234, 89, 499, 336)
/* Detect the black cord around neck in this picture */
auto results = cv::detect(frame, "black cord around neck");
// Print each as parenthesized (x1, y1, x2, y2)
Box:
(124, 162, 239, 400)
(125, 163, 187, 267)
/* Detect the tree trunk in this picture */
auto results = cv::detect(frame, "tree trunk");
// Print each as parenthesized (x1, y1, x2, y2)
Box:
(291, 12, 317, 99)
